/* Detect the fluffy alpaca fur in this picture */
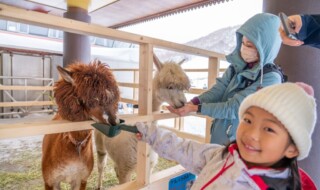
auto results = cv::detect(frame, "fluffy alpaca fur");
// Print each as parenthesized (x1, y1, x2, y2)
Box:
(42, 60, 119, 190)
(152, 54, 190, 110)
(94, 53, 191, 188)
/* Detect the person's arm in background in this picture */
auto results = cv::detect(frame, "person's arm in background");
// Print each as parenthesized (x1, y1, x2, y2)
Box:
(280, 14, 320, 48)
(299, 14, 320, 48)
(198, 71, 281, 120)
(169, 70, 281, 119)
(279, 14, 304, 46)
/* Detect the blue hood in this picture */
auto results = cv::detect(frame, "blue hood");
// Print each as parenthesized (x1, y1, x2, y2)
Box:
(226, 13, 282, 76)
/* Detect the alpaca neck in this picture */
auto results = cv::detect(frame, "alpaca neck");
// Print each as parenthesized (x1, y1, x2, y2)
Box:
(152, 97, 162, 112)
(152, 89, 163, 112)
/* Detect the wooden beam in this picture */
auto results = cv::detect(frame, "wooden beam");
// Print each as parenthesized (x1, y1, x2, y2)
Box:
(136, 44, 154, 185)
(108, 181, 141, 190)
(0, 101, 54, 107)
(149, 165, 185, 184)
(120, 98, 138, 105)
(205, 57, 219, 143)
(144, 165, 185, 190)
(122, 112, 179, 123)
(138, 44, 153, 115)
(107, 165, 186, 190)
(188, 88, 206, 94)
(160, 126, 205, 143)
(133, 70, 139, 114)
(118, 82, 139, 88)
(0, 112, 179, 139)
(0, 120, 93, 139)
(0, 85, 53, 90)
(0, 4, 225, 59)
(112, 69, 140, 72)
(184, 68, 208, 72)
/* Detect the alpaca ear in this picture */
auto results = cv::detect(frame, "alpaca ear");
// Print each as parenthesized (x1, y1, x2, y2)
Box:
(153, 53, 163, 71)
(185, 81, 191, 90)
(57, 66, 74, 84)
(178, 58, 186, 66)
(93, 58, 102, 65)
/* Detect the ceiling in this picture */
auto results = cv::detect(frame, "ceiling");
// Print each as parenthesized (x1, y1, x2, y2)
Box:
(0, 0, 229, 29)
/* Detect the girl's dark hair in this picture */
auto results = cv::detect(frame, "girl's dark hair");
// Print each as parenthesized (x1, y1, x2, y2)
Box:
(222, 141, 301, 190)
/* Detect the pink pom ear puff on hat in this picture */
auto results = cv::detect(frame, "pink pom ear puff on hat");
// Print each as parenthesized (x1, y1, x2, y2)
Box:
(238, 82, 317, 160)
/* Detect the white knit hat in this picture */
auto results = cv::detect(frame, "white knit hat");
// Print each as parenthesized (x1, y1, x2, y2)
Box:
(239, 82, 317, 160)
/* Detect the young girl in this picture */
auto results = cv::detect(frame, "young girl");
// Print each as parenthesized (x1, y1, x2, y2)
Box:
(136, 82, 316, 190)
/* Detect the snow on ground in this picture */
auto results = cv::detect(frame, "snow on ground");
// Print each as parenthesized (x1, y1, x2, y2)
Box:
(0, 113, 52, 161)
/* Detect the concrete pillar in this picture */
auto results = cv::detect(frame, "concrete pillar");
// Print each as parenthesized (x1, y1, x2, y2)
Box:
(263, 0, 320, 187)
(63, 6, 91, 66)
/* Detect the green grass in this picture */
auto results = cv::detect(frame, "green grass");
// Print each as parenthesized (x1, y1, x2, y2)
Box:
(0, 152, 43, 190)
(0, 150, 177, 190)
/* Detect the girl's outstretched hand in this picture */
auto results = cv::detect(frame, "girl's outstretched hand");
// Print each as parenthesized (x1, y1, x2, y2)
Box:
(136, 122, 147, 141)
(135, 122, 158, 144)
(136, 132, 143, 140)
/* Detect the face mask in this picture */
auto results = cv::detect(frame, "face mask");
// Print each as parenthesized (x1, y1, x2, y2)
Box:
(240, 44, 259, 63)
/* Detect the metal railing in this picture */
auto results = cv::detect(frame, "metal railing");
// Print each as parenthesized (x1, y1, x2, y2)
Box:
(0, 76, 55, 117)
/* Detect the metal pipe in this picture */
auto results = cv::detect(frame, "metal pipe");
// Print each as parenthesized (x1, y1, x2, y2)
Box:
(48, 56, 53, 110)
(0, 52, 3, 118)
(10, 52, 13, 118)
(0, 48, 59, 117)
(42, 55, 45, 108)
(24, 78, 27, 112)
(0, 47, 62, 57)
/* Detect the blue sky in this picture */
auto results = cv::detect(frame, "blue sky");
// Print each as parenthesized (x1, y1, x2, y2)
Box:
(121, 0, 263, 43)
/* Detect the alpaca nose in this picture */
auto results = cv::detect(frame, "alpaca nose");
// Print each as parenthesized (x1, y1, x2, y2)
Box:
(174, 101, 185, 109)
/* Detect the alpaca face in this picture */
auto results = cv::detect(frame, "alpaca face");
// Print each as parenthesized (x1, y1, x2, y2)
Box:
(155, 87, 187, 108)
(55, 60, 120, 124)
(153, 60, 190, 109)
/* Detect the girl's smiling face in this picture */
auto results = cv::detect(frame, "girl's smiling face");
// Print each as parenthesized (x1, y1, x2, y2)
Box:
(236, 106, 298, 167)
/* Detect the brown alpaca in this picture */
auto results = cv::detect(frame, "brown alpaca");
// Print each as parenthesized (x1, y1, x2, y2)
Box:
(94, 53, 190, 188)
(42, 60, 120, 190)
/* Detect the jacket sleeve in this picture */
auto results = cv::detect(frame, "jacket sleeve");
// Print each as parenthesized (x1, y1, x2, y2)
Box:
(196, 66, 234, 103)
(299, 14, 320, 49)
(199, 71, 282, 120)
(136, 122, 224, 175)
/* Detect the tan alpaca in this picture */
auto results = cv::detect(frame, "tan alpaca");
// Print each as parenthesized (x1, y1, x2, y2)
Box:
(94, 53, 190, 189)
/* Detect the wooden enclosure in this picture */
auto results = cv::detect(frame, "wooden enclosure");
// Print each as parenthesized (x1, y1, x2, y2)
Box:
(0, 3, 226, 190)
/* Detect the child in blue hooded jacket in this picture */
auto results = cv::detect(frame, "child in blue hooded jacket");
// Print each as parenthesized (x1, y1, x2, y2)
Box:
(168, 13, 283, 145)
